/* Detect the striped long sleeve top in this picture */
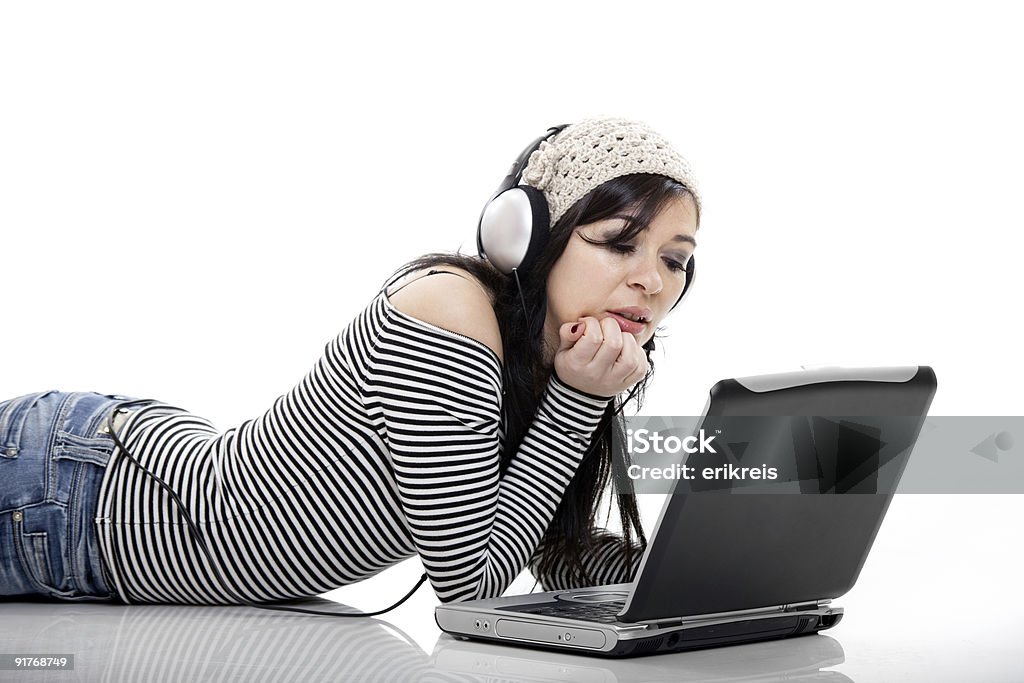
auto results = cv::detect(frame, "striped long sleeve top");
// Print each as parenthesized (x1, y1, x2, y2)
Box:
(94, 271, 640, 605)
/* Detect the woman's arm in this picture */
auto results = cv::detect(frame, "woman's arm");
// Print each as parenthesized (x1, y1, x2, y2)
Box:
(366, 275, 612, 603)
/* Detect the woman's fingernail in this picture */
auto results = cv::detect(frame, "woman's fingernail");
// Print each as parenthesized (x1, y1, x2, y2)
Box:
(570, 323, 580, 334)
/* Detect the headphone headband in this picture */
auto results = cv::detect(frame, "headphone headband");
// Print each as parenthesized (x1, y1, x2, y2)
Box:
(494, 125, 568, 196)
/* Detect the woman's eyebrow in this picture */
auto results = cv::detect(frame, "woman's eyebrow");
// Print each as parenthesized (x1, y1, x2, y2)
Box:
(606, 214, 698, 248)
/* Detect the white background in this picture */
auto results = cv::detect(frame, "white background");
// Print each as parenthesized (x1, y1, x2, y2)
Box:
(2, 1, 1021, 678)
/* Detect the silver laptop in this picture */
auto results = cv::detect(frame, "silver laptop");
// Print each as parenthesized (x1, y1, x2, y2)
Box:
(435, 366, 937, 657)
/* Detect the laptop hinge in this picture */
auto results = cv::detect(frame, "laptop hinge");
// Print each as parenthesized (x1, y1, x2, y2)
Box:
(666, 599, 834, 625)
(629, 598, 836, 627)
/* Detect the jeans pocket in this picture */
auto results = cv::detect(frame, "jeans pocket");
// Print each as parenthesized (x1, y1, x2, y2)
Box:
(0, 391, 53, 459)
(1, 393, 57, 513)
(12, 513, 58, 593)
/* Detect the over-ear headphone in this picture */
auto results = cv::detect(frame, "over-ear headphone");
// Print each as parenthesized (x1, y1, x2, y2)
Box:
(476, 125, 695, 311)
(476, 125, 568, 276)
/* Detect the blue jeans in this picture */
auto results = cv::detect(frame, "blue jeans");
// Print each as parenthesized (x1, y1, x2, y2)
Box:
(1, 390, 146, 601)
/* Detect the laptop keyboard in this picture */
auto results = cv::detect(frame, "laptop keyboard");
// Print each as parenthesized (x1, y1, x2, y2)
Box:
(504, 600, 626, 623)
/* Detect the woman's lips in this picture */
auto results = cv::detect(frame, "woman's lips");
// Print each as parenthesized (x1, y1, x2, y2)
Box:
(606, 312, 646, 334)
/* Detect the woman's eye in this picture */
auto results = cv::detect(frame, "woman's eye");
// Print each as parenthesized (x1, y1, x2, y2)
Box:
(601, 239, 688, 273)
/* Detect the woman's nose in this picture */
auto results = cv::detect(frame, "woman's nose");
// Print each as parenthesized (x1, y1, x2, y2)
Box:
(629, 256, 664, 295)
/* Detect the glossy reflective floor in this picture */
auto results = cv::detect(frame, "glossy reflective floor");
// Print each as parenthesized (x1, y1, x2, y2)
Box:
(2, 496, 1021, 681)
(2, 590, 1022, 683)
(1, 598, 853, 682)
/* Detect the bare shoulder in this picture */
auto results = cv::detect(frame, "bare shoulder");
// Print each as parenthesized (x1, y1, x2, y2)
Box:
(385, 267, 504, 364)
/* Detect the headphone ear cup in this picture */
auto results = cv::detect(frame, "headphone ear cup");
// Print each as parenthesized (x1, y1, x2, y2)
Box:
(651, 256, 694, 356)
(669, 255, 696, 311)
(517, 185, 550, 274)
(477, 185, 550, 275)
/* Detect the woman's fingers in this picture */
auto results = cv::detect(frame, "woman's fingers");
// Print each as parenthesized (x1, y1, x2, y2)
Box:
(552, 315, 651, 397)
(613, 332, 649, 384)
(557, 320, 586, 352)
(590, 317, 625, 370)
(571, 317, 605, 362)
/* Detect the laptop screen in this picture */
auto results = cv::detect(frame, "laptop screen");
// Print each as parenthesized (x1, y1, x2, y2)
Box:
(620, 366, 937, 622)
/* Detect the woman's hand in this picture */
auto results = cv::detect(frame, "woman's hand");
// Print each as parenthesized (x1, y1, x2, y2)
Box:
(553, 316, 651, 397)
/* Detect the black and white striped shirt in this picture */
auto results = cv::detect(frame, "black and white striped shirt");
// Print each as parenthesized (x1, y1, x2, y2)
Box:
(95, 271, 637, 604)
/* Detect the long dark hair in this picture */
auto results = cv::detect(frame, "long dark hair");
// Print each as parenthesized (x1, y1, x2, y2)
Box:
(388, 173, 698, 586)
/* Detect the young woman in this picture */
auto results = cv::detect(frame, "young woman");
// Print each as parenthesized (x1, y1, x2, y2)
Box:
(0, 117, 701, 606)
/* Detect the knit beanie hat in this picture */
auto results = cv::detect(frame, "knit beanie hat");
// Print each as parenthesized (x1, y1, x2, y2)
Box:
(521, 117, 701, 229)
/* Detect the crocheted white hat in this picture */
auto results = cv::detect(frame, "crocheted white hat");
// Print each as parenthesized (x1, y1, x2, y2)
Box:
(521, 117, 701, 228)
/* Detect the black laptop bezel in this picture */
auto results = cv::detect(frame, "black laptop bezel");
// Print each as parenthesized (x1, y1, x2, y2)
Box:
(619, 366, 937, 623)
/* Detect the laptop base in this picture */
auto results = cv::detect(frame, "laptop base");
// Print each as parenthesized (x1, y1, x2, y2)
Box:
(436, 599, 843, 658)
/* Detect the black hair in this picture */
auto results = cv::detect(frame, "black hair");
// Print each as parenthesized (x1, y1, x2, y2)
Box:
(387, 173, 698, 587)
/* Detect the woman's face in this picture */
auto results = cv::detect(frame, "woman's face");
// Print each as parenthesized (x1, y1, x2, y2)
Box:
(543, 194, 699, 363)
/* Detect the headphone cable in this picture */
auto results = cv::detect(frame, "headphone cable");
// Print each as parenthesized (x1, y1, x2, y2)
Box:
(103, 400, 428, 617)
